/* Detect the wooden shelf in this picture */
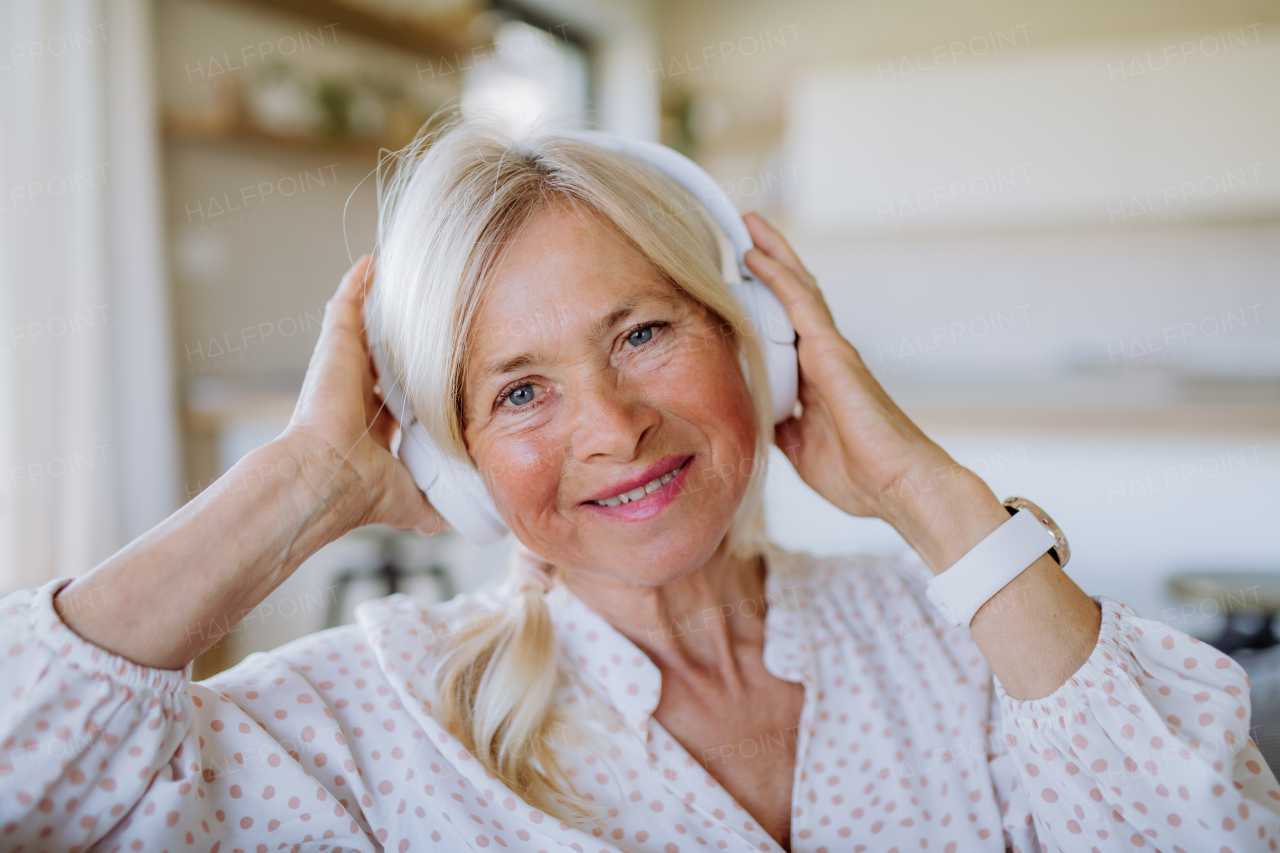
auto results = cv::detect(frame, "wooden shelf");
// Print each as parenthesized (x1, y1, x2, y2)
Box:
(906, 404, 1280, 436)
(218, 0, 489, 59)
(163, 112, 401, 160)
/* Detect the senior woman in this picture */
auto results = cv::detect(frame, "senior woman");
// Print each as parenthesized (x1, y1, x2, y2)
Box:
(2, 119, 1276, 853)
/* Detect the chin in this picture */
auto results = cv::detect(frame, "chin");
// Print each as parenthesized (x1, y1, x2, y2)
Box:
(573, 499, 741, 585)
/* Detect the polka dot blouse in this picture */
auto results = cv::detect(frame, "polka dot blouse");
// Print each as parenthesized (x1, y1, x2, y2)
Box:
(3, 544, 1278, 852)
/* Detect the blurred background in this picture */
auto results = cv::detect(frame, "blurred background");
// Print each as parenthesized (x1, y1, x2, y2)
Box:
(0, 0, 1277, 680)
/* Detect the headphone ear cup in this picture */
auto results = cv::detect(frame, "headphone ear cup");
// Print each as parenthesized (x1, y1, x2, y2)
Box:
(370, 340, 511, 544)
(398, 424, 510, 545)
(733, 277, 799, 424)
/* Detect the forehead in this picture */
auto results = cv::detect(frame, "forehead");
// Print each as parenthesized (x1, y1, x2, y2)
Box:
(467, 202, 683, 363)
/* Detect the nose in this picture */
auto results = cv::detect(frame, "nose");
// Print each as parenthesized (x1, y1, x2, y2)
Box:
(569, 378, 660, 464)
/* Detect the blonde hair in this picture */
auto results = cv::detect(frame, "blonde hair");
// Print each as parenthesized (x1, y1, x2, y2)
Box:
(367, 110, 774, 823)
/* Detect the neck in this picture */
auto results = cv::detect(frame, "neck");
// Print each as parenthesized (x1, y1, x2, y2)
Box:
(557, 540, 767, 671)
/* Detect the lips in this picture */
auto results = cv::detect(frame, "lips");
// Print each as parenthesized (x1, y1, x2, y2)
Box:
(580, 457, 692, 522)
(587, 460, 687, 506)
(580, 454, 693, 505)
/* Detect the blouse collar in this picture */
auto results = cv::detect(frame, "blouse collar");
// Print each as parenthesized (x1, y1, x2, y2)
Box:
(543, 543, 815, 738)
(544, 584, 663, 735)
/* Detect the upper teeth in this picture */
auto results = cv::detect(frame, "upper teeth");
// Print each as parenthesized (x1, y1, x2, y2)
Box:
(592, 463, 684, 506)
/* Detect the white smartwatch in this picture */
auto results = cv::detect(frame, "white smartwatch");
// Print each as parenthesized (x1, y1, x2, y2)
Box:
(925, 497, 1070, 629)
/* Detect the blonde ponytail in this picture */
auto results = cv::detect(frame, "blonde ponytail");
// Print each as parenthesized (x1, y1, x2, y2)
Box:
(435, 582, 598, 823)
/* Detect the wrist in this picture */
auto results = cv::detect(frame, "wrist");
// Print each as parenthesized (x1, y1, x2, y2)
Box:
(261, 434, 366, 543)
(879, 457, 1009, 575)
(54, 436, 364, 670)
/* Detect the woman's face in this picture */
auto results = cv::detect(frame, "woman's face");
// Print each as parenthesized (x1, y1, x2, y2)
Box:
(461, 201, 758, 584)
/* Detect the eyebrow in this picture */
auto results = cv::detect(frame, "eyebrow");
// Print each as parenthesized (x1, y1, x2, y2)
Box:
(476, 287, 683, 382)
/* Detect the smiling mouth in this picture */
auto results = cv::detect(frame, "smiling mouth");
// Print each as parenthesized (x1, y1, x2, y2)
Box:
(587, 460, 688, 507)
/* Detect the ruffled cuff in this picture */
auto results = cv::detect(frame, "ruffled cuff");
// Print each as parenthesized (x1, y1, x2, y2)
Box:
(992, 596, 1273, 849)
(996, 596, 1245, 732)
(24, 577, 191, 695)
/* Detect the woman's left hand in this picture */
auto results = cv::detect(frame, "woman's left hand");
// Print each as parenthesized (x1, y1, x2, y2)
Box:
(742, 212, 987, 531)
(744, 212, 1102, 699)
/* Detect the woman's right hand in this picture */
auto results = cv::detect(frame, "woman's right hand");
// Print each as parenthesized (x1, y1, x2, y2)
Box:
(55, 257, 445, 670)
(280, 254, 448, 537)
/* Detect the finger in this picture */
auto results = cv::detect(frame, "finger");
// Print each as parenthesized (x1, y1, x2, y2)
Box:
(413, 497, 452, 536)
(774, 418, 804, 467)
(334, 254, 374, 305)
(370, 401, 398, 451)
(743, 212, 814, 284)
(324, 255, 375, 349)
(744, 246, 836, 341)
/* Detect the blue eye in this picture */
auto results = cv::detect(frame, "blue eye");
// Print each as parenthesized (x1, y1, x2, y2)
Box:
(627, 326, 654, 347)
(505, 385, 536, 406)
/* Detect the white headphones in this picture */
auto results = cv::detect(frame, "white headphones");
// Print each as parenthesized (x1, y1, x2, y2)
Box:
(367, 131, 799, 545)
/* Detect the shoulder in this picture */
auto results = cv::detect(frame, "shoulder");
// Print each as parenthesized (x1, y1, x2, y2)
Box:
(764, 542, 992, 692)
(764, 541, 934, 600)
(763, 542, 944, 636)
(199, 585, 515, 697)
(353, 583, 519, 655)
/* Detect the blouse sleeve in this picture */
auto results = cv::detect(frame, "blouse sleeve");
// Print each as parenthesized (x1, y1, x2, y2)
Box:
(996, 595, 1280, 851)
(0, 579, 371, 851)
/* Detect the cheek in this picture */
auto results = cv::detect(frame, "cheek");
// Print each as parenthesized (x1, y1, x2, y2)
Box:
(647, 343, 758, 502)
(475, 432, 563, 518)
(674, 342, 756, 446)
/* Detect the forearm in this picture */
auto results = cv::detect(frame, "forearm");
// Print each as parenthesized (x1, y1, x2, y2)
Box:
(57, 436, 361, 669)
(882, 458, 1101, 700)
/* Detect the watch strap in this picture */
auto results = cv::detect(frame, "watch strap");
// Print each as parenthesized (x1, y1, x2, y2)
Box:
(925, 508, 1057, 628)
